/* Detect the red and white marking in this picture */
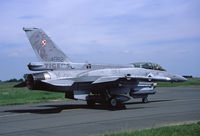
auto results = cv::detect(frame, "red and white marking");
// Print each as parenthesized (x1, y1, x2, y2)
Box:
(41, 40, 46, 46)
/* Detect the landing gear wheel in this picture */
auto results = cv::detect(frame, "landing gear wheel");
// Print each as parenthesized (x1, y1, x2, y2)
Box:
(110, 98, 118, 107)
(142, 97, 148, 103)
(87, 100, 95, 107)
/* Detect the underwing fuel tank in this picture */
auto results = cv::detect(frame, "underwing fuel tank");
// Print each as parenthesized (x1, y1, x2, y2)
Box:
(129, 82, 157, 98)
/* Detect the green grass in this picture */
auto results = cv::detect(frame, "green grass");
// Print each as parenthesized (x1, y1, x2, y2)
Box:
(157, 78, 200, 87)
(103, 122, 200, 136)
(0, 82, 65, 106)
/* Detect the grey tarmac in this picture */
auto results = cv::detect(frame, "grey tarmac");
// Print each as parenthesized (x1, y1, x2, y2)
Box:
(0, 87, 200, 136)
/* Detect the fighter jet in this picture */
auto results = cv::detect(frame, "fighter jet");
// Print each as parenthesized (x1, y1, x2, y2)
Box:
(23, 27, 187, 108)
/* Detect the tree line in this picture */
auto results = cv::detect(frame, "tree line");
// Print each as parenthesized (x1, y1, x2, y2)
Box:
(0, 74, 28, 83)
(0, 78, 24, 83)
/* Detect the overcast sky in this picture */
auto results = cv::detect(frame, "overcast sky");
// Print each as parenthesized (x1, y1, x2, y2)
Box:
(0, 0, 199, 80)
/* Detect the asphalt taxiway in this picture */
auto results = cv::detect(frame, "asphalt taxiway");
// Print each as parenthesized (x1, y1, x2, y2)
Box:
(0, 87, 200, 136)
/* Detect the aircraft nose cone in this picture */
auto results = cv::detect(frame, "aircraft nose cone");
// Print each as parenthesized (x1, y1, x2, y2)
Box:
(170, 74, 187, 82)
(180, 76, 187, 82)
(176, 75, 187, 82)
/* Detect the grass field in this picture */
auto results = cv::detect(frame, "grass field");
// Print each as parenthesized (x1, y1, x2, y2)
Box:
(0, 82, 65, 106)
(103, 122, 200, 136)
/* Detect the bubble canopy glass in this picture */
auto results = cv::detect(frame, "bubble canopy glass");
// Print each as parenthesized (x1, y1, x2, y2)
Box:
(132, 62, 166, 71)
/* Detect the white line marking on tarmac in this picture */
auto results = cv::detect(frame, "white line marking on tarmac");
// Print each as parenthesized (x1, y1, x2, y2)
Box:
(0, 113, 30, 118)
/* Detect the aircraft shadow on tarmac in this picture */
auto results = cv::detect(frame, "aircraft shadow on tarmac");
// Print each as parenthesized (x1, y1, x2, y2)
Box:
(4, 104, 126, 114)
(4, 99, 174, 114)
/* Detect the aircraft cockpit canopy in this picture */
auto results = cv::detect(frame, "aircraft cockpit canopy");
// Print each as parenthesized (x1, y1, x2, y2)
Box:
(132, 62, 166, 71)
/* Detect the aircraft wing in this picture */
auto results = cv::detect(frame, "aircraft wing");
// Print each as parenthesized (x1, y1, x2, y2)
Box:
(41, 79, 74, 86)
(14, 82, 27, 88)
(41, 75, 170, 86)
(92, 75, 171, 84)
(92, 76, 120, 84)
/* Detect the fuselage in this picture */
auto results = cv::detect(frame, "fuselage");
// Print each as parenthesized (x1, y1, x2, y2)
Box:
(26, 67, 187, 92)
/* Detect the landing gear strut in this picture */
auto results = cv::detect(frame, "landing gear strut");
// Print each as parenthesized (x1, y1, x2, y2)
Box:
(87, 100, 95, 107)
(142, 97, 148, 103)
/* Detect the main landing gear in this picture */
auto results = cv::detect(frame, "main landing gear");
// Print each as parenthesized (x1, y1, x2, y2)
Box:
(105, 90, 123, 108)
(109, 98, 118, 107)
(86, 96, 121, 108)
(86, 91, 125, 109)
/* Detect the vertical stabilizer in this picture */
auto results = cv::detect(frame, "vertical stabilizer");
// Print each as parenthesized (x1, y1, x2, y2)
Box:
(23, 27, 71, 62)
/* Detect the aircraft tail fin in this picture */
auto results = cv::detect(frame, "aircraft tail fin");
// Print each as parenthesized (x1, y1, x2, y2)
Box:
(23, 27, 71, 62)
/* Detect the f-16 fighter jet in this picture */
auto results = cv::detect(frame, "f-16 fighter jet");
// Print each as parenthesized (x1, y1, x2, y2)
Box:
(22, 27, 187, 108)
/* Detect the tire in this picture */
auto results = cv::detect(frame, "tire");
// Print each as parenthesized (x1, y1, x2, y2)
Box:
(110, 98, 118, 107)
(142, 97, 148, 103)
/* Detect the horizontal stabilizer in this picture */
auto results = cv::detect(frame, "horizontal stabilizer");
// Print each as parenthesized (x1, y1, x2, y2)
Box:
(14, 82, 26, 88)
